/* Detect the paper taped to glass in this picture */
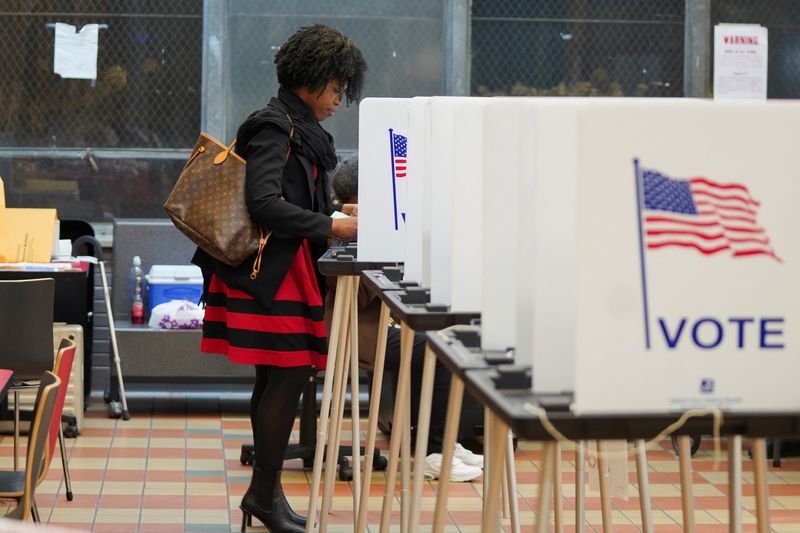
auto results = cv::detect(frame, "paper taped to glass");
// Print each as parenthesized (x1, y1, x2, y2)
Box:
(53, 23, 99, 80)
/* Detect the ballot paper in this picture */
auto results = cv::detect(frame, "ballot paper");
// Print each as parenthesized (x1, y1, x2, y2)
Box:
(53, 23, 99, 80)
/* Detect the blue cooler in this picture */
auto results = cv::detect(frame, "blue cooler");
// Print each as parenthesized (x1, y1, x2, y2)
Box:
(146, 265, 203, 315)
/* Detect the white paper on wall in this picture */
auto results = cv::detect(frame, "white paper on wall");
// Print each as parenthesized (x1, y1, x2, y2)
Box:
(714, 24, 768, 100)
(53, 23, 99, 80)
(357, 98, 412, 262)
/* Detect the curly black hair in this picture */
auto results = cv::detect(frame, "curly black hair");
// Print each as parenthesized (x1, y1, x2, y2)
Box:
(275, 24, 368, 105)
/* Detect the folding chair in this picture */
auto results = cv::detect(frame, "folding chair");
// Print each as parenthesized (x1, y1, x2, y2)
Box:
(0, 372, 61, 521)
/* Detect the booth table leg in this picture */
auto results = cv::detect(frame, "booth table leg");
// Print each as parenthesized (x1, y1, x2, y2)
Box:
(378, 321, 414, 533)
(483, 407, 491, 518)
(575, 441, 586, 533)
(481, 411, 508, 533)
(506, 429, 521, 533)
(501, 443, 509, 519)
(400, 329, 413, 533)
(678, 435, 695, 533)
(536, 442, 556, 533)
(319, 278, 353, 532)
(409, 345, 437, 530)
(596, 441, 614, 533)
(636, 439, 653, 533)
(553, 441, 564, 533)
(728, 435, 742, 533)
(431, 377, 465, 533)
(306, 275, 351, 533)
(349, 277, 362, 523)
(354, 302, 391, 533)
(752, 438, 770, 533)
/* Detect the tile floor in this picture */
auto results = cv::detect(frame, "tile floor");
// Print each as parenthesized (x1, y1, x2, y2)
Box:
(2, 401, 799, 532)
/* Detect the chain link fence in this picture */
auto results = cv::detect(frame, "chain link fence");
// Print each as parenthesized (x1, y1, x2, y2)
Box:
(0, 0, 201, 149)
(471, 0, 685, 97)
(4, 1, 800, 221)
(712, 0, 800, 98)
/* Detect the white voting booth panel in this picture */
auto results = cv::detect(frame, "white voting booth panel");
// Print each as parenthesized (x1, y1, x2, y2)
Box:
(357, 98, 411, 262)
(404, 97, 433, 285)
(518, 98, 800, 414)
(428, 97, 485, 312)
(516, 100, 579, 391)
(480, 99, 535, 352)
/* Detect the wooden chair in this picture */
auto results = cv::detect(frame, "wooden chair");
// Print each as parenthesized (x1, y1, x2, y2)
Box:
(1, 372, 61, 521)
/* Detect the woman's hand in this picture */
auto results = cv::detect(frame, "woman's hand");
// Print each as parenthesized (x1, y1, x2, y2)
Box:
(331, 216, 358, 241)
(341, 203, 358, 216)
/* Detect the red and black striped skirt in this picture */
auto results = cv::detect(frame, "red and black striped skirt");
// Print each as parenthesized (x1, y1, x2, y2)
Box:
(200, 240, 328, 369)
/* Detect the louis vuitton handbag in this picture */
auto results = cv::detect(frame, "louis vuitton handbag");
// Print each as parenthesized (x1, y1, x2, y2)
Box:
(164, 118, 293, 279)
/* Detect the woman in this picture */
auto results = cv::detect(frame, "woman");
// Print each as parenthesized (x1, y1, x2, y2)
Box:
(192, 25, 366, 533)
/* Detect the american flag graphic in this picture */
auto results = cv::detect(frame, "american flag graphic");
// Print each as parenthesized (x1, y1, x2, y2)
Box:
(640, 166, 780, 261)
(389, 129, 408, 230)
(392, 132, 407, 178)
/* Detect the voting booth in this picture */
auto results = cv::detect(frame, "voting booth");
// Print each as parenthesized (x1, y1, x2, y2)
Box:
(508, 98, 799, 414)
(357, 98, 411, 262)
(359, 95, 799, 415)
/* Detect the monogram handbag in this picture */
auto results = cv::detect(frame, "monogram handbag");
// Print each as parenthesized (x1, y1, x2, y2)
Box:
(164, 118, 293, 279)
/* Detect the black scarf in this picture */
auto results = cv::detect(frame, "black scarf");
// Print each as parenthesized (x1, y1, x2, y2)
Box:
(236, 87, 339, 172)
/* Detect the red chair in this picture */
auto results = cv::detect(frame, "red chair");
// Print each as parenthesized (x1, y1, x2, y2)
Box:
(46, 339, 76, 501)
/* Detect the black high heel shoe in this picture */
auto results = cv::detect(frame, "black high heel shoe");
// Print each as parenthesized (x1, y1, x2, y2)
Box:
(240, 467, 305, 533)
(274, 480, 307, 527)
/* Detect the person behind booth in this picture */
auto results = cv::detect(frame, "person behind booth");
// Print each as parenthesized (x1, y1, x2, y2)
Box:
(326, 156, 484, 482)
(192, 25, 366, 533)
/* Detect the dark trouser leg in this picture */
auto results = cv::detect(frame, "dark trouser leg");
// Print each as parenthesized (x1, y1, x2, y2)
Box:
(384, 328, 452, 455)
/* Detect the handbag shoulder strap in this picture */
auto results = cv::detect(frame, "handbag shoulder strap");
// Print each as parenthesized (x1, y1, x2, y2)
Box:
(249, 114, 295, 280)
(215, 114, 294, 166)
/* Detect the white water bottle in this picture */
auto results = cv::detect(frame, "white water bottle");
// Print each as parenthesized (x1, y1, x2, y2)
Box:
(128, 256, 145, 324)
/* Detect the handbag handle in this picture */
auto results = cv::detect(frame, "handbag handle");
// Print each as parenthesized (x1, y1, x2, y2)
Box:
(213, 139, 237, 165)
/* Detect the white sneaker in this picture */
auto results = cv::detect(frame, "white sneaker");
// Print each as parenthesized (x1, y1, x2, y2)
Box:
(423, 453, 482, 482)
(453, 442, 484, 468)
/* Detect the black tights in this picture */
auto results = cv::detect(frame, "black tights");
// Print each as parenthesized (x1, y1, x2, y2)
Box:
(250, 364, 312, 472)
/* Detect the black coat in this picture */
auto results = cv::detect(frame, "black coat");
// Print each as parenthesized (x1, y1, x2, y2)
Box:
(192, 96, 334, 309)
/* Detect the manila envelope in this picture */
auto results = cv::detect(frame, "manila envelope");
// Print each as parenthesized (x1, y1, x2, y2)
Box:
(0, 177, 5, 259)
(0, 207, 58, 263)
